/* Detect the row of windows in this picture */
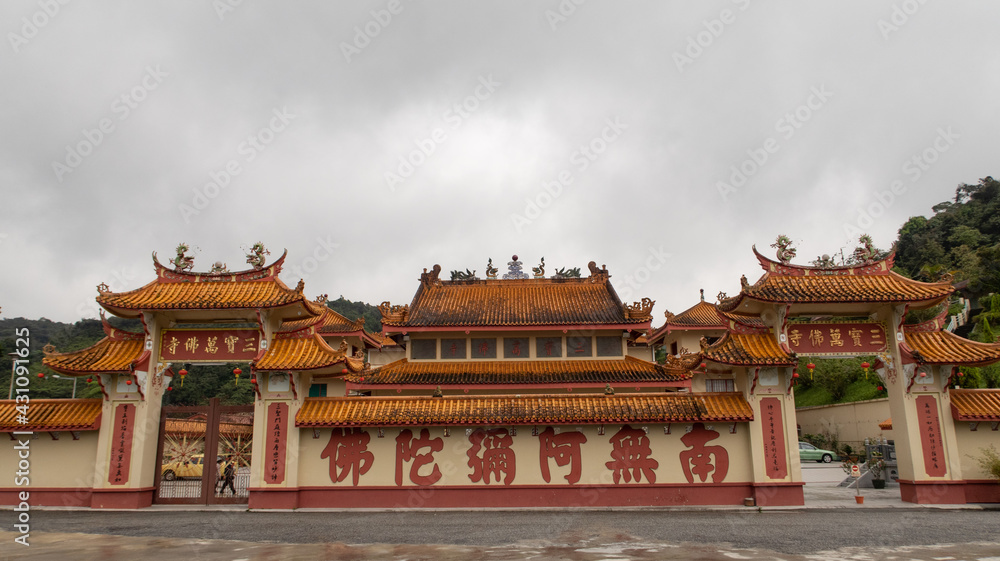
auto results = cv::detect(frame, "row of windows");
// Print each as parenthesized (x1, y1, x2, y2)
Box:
(410, 336, 625, 360)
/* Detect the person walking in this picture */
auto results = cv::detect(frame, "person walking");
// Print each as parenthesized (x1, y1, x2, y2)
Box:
(221, 456, 237, 496)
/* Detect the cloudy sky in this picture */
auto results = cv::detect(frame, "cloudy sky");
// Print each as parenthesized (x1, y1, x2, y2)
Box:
(1, 1, 997, 324)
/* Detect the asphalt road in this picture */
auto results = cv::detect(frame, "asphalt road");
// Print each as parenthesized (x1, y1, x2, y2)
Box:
(17, 508, 1000, 555)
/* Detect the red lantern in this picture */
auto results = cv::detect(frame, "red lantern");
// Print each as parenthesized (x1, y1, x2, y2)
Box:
(806, 362, 816, 380)
(958, 371, 965, 377)
(860, 361, 870, 379)
(250, 376, 257, 385)
(919, 371, 927, 378)
(167, 386, 173, 391)
(86, 377, 93, 383)
(234, 367, 242, 386)
(37, 372, 44, 378)
(700, 363, 707, 369)
(178, 368, 188, 388)
(341, 368, 348, 374)
(877, 385, 884, 391)
(792, 371, 800, 379)
(126, 379, 132, 385)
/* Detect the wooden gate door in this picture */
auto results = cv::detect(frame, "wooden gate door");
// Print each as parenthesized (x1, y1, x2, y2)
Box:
(153, 398, 253, 505)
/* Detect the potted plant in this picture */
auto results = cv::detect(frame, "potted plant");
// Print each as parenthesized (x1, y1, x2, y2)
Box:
(867, 452, 886, 489)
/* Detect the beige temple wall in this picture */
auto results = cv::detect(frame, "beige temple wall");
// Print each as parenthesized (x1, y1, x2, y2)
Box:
(658, 330, 724, 357)
(368, 347, 405, 367)
(1, 431, 100, 490)
(626, 345, 653, 361)
(953, 423, 1000, 480)
(296, 423, 752, 488)
(796, 399, 893, 444)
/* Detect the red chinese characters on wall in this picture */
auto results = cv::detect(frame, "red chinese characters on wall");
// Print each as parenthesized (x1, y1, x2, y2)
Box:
(108, 403, 135, 485)
(159, 329, 261, 362)
(321, 428, 374, 486)
(760, 397, 788, 479)
(787, 322, 886, 356)
(539, 427, 588, 484)
(466, 428, 515, 485)
(679, 423, 729, 483)
(395, 428, 444, 486)
(266, 402, 287, 484)
(916, 395, 947, 477)
(605, 425, 658, 484)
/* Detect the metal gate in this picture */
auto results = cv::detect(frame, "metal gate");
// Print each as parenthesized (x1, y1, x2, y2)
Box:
(153, 398, 253, 505)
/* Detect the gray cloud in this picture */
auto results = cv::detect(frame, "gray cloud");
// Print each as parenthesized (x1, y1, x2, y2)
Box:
(1, 1, 997, 322)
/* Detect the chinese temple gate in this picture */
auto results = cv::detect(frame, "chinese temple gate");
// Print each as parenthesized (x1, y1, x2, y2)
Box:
(2, 241, 1000, 509)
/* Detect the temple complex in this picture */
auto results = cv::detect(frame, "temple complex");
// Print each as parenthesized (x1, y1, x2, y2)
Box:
(3, 238, 1000, 509)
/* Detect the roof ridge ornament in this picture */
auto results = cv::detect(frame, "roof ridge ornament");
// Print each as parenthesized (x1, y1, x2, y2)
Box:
(503, 255, 530, 280)
(532, 257, 545, 278)
(245, 242, 270, 270)
(420, 264, 443, 286)
(624, 297, 655, 321)
(378, 301, 409, 323)
(209, 261, 230, 274)
(450, 268, 477, 281)
(771, 235, 796, 265)
(485, 258, 498, 279)
(553, 266, 581, 279)
(587, 261, 609, 282)
(170, 243, 196, 272)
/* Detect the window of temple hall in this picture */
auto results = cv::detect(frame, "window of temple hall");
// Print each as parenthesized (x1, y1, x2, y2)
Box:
(595, 336, 624, 357)
(536, 337, 563, 358)
(504, 337, 530, 359)
(308, 383, 328, 397)
(567, 335, 593, 357)
(411, 338, 437, 360)
(706, 379, 735, 392)
(471, 338, 497, 359)
(441, 338, 467, 359)
(670, 342, 678, 355)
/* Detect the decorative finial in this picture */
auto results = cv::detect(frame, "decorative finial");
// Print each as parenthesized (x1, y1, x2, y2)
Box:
(553, 266, 581, 278)
(433, 386, 443, 398)
(532, 257, 545, 278)
(811, 254, 836, 268)
(450, 268, 477, 281)
(604, 383, 614, 396)
(486, 258, 498, 279)
(316, 294, 329, 305)
(246, 242, 270, 270)
(503, 254, 530, 279)
(851, 234, 881, 265)
(170, 243, 195, 272)
(740, 275, 750, 290)
(699, 288, 704, 301)
(209, 261, 229, 274)
(771, 235, 796, 265)
(97, 282, 110, 294)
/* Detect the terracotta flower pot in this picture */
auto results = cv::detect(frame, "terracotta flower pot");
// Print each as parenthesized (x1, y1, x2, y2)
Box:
(855, 495, 865, 504)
